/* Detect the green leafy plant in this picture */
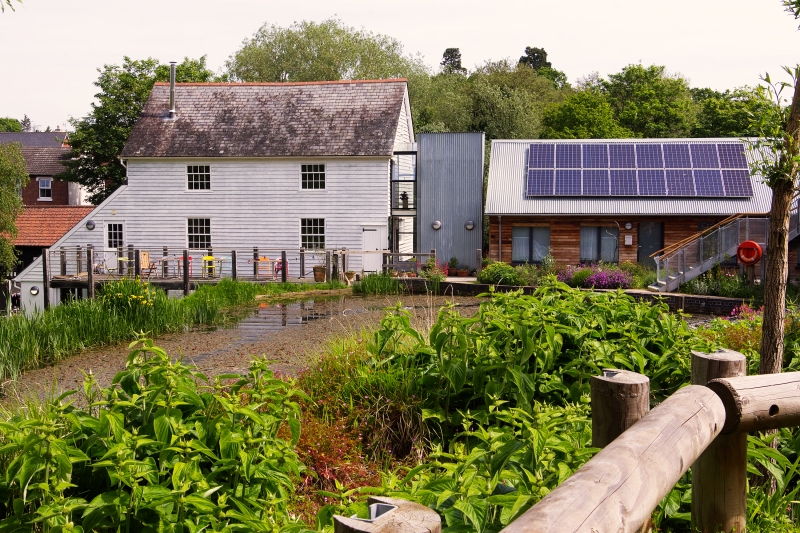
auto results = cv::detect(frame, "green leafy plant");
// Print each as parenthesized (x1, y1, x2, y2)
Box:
(477, 262, 522, 286)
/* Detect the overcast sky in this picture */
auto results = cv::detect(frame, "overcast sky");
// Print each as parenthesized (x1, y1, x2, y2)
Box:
(1, 0, 798, 130)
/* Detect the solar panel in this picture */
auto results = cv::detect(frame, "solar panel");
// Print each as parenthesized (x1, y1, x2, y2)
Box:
(609, 144, 636, 168)
(556, 144, 581, 168)
(527, 169, 554, 195)
(718, 143, 748, 169)
(638, 170, 666, 195)
(635, 144, 664, 168)
(529, 144, 555, 168)
(555, 170, 581, 195)
(694, 170, 725, 196)
(666, 169, 695, 196)
(526, 142, 752, 198)
(722, 169, 753, 196)
(663, 144, 691, 168)
(610, 169, 637, 195)
(582, 144, 608, 168)
(690, 144, 719, 168)
(583, 170, 610, 195)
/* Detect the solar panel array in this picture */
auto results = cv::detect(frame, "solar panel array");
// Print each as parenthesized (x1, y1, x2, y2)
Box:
(526, 142, 752, 198)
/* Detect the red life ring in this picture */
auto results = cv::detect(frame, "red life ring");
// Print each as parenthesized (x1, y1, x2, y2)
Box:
(736, 241, 762, 265)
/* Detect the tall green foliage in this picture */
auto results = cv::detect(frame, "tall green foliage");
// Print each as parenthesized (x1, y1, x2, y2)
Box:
(0, 118, 21, 132)
(0, 142, 28, 277)
(540, 91, 636, 139)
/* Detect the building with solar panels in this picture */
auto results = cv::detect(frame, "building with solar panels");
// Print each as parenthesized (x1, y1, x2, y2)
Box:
(485, 139, 772, 269)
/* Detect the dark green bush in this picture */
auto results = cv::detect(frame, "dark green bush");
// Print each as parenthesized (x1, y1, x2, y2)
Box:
(477, 262, 522, 285)
(568, 267, 593, 287)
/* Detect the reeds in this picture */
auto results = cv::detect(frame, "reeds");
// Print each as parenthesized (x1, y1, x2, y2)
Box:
(351, 273, 403, 295)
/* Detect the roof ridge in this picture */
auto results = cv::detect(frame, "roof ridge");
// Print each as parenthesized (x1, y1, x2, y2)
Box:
(153, 78, 408, 87)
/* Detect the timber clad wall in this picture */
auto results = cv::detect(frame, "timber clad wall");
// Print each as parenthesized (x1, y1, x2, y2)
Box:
(489, 216, 726, 265)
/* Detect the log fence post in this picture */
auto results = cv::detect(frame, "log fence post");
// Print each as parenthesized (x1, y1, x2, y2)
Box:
(134, 249, 141, 278)
(299, 247, 305, 278)
(162, 246, 169, 278)
(42, 248, 50, 310)
(253, 247, 259, 279)
(691, 349, 747, 533)
(60, 247, 67, 276)
(86, 245, 95, 300)
(325, 250, 331, 283)
(281, 250, 287, 282)
(334, 496, 441, 533)
(590, 369, 650, 448)
(182, 250, 189, 296)
(76, 245, 82, 275)
(231, 250, 237, 280)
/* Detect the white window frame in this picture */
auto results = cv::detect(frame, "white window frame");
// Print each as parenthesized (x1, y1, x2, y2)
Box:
(37, 177, 52, 201)
(300, 218, 325, 250)
(187, 218, 211, 250)
(299, 163, 326, 191)
(106, 222, 125, 250)
(186, 165, 212, 192)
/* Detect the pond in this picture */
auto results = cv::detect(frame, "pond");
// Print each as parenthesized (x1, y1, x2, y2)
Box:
(5, 293, 484, 402)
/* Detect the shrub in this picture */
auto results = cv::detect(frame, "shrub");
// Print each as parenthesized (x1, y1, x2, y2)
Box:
(569, 267, 593, 288)
(584, 269, 632, 289)
(477, 262, 522, 285)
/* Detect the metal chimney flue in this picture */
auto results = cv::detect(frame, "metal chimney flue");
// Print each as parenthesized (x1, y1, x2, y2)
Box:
(168, 61, 177, 118)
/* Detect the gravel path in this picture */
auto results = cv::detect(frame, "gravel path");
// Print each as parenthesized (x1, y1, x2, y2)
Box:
(4, 293, 483, 402)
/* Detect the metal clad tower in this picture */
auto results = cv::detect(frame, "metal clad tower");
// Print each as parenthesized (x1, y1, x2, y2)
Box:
(417, 132, 485, 271)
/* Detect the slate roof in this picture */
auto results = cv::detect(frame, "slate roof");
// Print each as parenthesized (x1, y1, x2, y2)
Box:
(20, 147, 70, 176)
(121, 79, 408, 158)
(0, 132, 68, 147)
(14, 206, 94, 247)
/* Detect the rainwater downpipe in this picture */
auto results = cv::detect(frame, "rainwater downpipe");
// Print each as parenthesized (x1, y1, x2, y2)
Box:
(168, 61, 177, 118)
(498, 215, 502, 262)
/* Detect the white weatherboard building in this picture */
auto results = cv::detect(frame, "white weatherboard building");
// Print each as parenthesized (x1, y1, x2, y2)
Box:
(15, 78, 415, 311)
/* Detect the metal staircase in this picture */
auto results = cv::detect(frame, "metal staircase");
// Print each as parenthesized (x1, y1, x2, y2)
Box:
(648, 208, 800, 292)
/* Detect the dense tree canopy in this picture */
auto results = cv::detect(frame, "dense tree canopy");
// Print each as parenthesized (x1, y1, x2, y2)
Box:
(0, 142, 28, 277)
(540, 91, 635, 139)
(691, 87, 774, 138)
(440, 48, 466, 75)
(601, 64, 696, 137)
(62, 56, 216, 204)
(226, 18, 427, 82)
(0, 118, 21, 132)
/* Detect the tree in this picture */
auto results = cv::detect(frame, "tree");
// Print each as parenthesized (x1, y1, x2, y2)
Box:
(440, 48, 467, 75)
(1, 0, 21, 13)
(601, 64, 696, 137)
(19, 115, 31, 132)
(62, 56, 215, 204)
(0, 142, 28, 277)
(0, 118, 21, 132)
(753, 0, 800, 379)
(691, 87, 776, 137)
(226, 18, 427, 82)
(540, 91, 636, 139)
(519, 46, 551, 70)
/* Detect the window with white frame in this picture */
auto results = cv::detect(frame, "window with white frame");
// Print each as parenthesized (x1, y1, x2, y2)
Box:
(107, 223, 124, 249)
(301, 164, 325, 190)
(187, 165, 211, 190)
(188, 218, 211, 249)
(38, 178, 52, 200)
(580, 226, 619, 263)
(512, 226, 550, 263)
(301, 218, 325, 249)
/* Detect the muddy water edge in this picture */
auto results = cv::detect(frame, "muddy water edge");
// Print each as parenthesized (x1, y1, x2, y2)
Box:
(4, 292, 484, 403)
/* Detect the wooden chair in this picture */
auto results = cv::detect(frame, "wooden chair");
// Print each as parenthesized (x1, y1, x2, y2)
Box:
(202, 255, 216, 278)
(257, 256, 273, 280)
(140, 251, 157, 280)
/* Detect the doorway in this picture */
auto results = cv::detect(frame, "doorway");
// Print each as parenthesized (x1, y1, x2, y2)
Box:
(638, 222, 664, 268)
(361, 225, 387, 273)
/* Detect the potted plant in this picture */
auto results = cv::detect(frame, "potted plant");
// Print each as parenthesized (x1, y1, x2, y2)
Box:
(312, 265, 326, 282)
(389, 270, 399, 277)
(345, 270, 355, 282)
(448, 257, 459, 274)
(457, 264, 469, 277)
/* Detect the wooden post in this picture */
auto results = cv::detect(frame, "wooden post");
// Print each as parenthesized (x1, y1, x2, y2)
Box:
(76, 245, 82, 275)
(501, 386, 725, 533)
(162, 246, 168, 278)
(42, 248, 50, 310)
(127, 244, 134, 275)
(707, 371, 800, 433)
(332, 251, 339, 281)
(117, 246, 123, 275)
(86, 246, 95, 300)
(343, 248, 348, 274)
(182, 250, 189, 296)
(60, 247, 67, 276)
(382, 252, 388, 273)
(476, 248, 482, 275)
(134, 249, 141, 278)
(253, 247, 259, 279)
(691, 349, 747, 533)
(334, 496, 441, 533)
(281, 250, 287, 282)
(325, 250, 331, 283)
(299, 247, 305, 278)
(231, 250, 238, 280)
(590, 369, 650, 448)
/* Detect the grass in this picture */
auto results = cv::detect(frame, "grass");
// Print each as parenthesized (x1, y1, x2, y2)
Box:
(0, 278, 347, 385)
(352, 273, 404, 295)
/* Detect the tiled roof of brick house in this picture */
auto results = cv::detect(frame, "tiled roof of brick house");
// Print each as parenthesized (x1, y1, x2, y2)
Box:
(20, 147, 70, 176)
(120, 79, 408, 158)
(0, 132, 68, 147)
(14, 206, 94, 247)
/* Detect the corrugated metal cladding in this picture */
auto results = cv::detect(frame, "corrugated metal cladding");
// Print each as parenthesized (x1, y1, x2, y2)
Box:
(418, 133, 485, 271)
(485, 138, 773, 216)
